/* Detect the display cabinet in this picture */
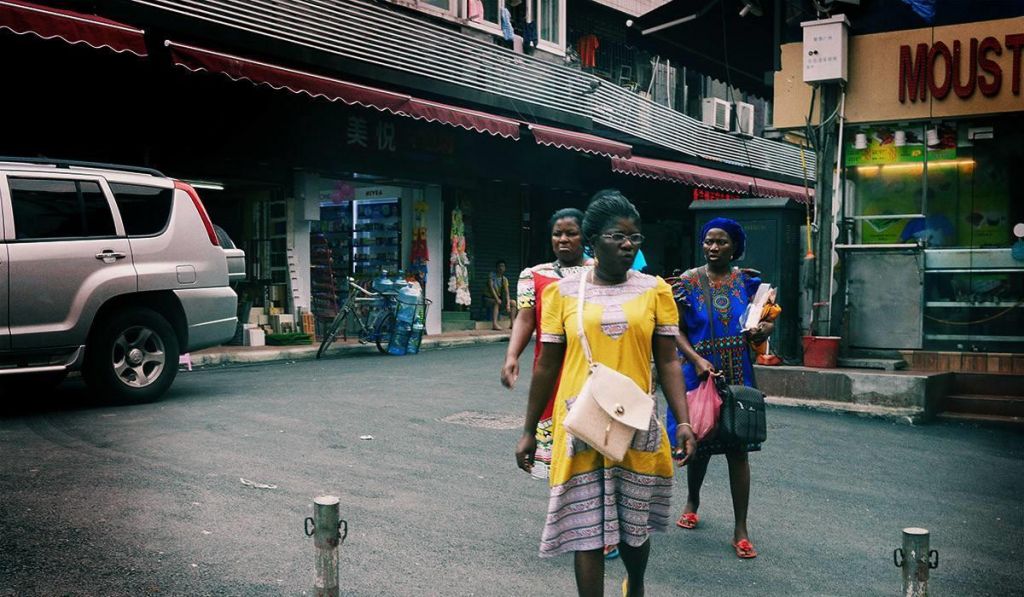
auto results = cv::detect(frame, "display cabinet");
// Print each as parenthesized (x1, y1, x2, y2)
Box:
(923, 248, 1024, 352)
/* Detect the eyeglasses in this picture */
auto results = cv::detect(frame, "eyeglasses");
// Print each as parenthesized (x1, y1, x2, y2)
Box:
(601, 232, 645, 246)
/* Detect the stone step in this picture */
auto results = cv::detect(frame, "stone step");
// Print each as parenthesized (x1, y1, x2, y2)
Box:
(952, 373, 1024, 397)
(475, 320, 513, 331)
(441, 320, 476, 332)
(943, 394, 1024, 418)
(441, 311, 472, 321)
(837, 358, 906, 371)
(934, 411, 1024, 429)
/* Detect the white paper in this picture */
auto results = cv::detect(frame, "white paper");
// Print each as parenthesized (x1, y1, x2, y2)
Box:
(741, 283, 776, 331)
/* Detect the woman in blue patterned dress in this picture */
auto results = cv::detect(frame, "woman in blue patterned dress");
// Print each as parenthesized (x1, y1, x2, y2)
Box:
(666, 217, 774, 559)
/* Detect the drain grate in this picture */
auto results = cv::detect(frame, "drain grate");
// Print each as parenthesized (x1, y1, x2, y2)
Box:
(440, 411, 523, 430)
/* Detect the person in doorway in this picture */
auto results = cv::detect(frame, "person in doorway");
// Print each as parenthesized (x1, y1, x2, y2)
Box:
(668, 217, 774, 559)
(485, 260, 516, 330)
(515, 189, 696, 596)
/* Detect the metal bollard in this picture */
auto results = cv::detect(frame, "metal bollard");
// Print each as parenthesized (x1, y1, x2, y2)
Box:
(304, 495, 348, 597)
(893, 527, 938, 597)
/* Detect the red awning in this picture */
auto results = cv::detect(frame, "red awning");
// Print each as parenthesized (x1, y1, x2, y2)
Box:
(404, 98, 520, 139)
(166, 41, 521, 140)
(528, 124, 632, 158)
(0, 0, 147, 56)
(611, 155, 812, 203)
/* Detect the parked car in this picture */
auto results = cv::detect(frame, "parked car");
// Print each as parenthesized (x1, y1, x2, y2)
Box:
(0, 158, 244, 402)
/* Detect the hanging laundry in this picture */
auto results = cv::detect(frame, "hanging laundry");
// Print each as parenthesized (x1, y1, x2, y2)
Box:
(447, 208, 472, 307)
(468, 0, 483, 21)
(577, 34, 599, 68)
(524, 21, 538, 51)
(500, 6, 514, 41)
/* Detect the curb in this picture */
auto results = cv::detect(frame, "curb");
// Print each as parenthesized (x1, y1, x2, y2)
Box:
(187, 333, 509, 369)
(766, 395, 924, 424)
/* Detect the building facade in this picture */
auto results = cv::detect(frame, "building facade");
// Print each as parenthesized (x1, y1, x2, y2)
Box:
(2, 0, 811, 339)
(774, 11, 1023, 369)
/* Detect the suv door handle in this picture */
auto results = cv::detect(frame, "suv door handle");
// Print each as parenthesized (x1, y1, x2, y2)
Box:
(95, 250, 128, 263)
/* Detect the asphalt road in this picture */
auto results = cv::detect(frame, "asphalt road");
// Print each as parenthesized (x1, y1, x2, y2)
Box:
(1, 343, 1021, 596)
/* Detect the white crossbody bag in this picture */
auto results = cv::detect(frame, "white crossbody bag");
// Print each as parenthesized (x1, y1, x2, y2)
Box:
(562, 272, 655, 462)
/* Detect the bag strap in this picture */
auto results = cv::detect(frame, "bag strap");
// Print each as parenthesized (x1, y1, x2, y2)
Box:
(698, 266, 718, 370)
(575, 271, 653, 394)
(576, 272, 593, 365)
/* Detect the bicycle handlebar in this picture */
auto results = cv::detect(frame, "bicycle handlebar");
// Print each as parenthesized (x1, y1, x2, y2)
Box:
(347, 277, 378, 298)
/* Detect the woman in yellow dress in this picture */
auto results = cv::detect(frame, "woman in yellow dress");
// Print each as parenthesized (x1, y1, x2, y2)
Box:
(515, 190, 696, 596)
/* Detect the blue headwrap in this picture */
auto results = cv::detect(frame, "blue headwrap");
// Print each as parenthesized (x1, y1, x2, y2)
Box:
(701, 217, 746, 260)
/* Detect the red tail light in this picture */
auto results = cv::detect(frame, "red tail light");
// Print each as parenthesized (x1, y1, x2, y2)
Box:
(175, 180, 219, 246)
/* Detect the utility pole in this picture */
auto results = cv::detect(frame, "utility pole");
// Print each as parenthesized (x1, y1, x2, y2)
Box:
(812, 82, 840, 336)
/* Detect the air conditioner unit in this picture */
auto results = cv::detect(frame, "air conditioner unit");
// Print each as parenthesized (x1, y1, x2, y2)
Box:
(734, 101, 755, 136)
(702, 97, 731, 131)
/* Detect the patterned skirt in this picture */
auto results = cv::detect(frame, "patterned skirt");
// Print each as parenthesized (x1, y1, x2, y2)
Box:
(539, 401, 675, 558)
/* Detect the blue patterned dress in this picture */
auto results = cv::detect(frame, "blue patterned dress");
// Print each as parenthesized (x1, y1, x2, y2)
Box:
(666, 266, 763, 456)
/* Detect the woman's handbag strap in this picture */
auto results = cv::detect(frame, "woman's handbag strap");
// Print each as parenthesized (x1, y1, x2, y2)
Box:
(576, 272, 594, 365)
(698, 266, 716, 341)
(575, 271, 653, 394)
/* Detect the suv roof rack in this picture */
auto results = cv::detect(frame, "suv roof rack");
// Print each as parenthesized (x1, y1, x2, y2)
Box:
(0, 157, 165, 177)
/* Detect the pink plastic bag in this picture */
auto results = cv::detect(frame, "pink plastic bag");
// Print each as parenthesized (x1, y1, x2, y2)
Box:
(686, 378, 722, 441)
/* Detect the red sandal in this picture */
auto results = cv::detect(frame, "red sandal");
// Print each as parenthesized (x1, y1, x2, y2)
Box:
(732, 539, 758, 559)
(676, 512, 699, 529)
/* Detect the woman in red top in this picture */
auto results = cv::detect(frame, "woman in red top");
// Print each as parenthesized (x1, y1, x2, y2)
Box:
(501, 208, 590, 478)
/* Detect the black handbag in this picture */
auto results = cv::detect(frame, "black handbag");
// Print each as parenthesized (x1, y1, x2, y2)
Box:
(698, 267, 767, 445)
(713, 376, 767, 444)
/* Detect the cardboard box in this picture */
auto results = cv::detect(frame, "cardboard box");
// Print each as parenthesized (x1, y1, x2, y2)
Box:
(243, 327, 265, 347)
(248, 307, 265, 325)
(269, 313, 295, 334)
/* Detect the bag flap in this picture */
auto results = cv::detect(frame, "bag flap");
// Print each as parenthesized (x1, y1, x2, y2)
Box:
(586, 363, 654, 430)
(727, 384, 765, 405)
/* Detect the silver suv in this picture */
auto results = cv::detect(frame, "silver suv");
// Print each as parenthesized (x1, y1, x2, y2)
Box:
(0, 158, 244, 402)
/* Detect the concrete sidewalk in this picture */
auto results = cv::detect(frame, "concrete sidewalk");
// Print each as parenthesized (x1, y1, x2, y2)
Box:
(184, 332, 936, 424)
(183, 329, 511, 368)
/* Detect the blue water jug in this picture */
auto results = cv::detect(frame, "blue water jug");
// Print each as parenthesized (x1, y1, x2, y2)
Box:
(373, 271, 394, 294)
(406, 323, 425, 355)
(396, 286, 420, 324)
(388, 320, 411, 355)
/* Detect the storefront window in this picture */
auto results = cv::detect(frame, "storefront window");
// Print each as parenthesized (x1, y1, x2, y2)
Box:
(845, 117, 1024, 352)
(845, 118, 1019, 249)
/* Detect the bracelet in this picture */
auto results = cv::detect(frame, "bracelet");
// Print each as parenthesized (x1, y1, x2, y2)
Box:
(679, 422, 693, 430)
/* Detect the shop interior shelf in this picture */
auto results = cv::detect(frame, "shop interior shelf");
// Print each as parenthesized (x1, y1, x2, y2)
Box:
(925, 301, 1023, 308)
(925, 334, 1024, 342)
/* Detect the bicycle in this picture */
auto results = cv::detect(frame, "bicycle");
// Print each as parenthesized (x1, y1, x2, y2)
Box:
(316, 278, 397, 358)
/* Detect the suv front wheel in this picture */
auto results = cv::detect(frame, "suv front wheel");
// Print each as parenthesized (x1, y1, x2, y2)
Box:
(84, 308, 180, 403)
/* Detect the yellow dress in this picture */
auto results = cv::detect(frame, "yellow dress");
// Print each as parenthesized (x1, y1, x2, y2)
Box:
(537, 270, 679, 557)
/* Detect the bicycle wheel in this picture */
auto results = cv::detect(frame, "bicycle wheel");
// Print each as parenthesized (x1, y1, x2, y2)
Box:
(375, 312, 395, 354)
(317, 310, 348, 359)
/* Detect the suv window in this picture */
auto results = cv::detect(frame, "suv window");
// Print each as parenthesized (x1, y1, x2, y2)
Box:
(108, 183, 173, 236)
(9, 178, 116, 240)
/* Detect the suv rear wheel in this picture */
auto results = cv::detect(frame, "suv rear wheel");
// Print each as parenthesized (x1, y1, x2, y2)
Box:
(84, 308, 179, 403)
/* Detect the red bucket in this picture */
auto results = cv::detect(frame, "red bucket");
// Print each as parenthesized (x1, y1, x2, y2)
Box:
(802, 336, 840, 368)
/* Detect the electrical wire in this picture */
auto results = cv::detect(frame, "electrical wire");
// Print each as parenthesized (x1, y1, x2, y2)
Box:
(717, 1, 760, 196)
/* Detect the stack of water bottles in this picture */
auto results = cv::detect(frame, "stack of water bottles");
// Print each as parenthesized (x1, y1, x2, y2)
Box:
(388, 276, 426, 356)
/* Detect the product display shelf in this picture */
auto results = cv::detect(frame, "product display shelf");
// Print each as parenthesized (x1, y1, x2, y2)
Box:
(310, 234, 340, 320)
(922, 248, 1024, 351)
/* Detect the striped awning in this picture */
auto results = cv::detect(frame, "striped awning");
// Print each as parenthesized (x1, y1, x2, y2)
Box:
(166, 41, 521, 140)
(0, 0, 147, 56)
